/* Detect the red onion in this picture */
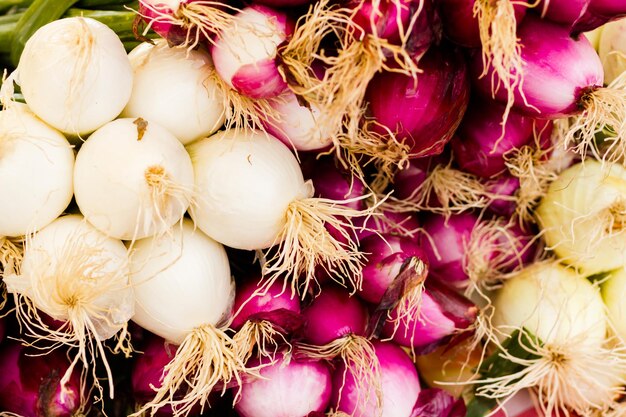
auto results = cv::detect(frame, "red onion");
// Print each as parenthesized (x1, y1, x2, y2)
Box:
(381, 279, 477, 353)
(484, 174, 520, 217)
(211, 5, 292, 99)
(572, 0, 626, 34)
(349, 0, 414, 43)
(234, 352, 332, 417)
(0, 342, 86, 417)
(538, 0, 590, 26)
(306, 156, 367, 211)
(356, 210, 421, 241)
(411, 388, 467, 417)
(366, 44, 470, 158)
(331, 340, 420, 417)
(451, 98, 536, 178)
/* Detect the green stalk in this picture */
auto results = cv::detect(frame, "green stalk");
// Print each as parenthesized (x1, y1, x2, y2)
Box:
(0, 0, 31, 13)
(0, 13, 22, 25)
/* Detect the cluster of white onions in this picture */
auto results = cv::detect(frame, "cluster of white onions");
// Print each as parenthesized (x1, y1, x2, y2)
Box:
(0, 14, 370, 415)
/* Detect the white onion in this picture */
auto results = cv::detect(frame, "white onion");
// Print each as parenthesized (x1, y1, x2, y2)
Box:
(536, 160, 626, 275)
(129, 219, 233, 344)
(602, 268, 626, 342)
(598, 19, 626, 85)
(14, 17, 132, 136)
(74, 118, 194, 241)
(122, 40, 225, 145)
(0, 104, 74, 237)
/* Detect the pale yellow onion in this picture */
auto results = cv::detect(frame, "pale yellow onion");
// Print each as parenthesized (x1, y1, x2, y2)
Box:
(585, 26, 604, 51)
(536, 160, 626, 275)
(598, 19, 626, 85)
(122, 40, 225, 145)
(602, 268, 626, 342)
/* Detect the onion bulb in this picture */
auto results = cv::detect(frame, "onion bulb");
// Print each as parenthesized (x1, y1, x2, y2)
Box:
(602, 268, 626, 342)
(122, 40, 225, 145)
(74, 118, 194, 241)
(6, 17, 132, 136)
(598, 18, 626, 85)
(187, 128, 369, 297)
(129, 218, 247, 417)
(536, 160, 626, 275)
(3, 214, 133, 398)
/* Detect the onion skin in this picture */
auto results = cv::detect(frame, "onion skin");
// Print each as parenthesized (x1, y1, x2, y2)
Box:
(366, 44, 470, 158)
(411, 388, 467, 417)
(538, 0, 590, 26)
(572, 0, 626, 34)
(306, 157, 366, 211)
(332, 341, 421, 417)
(138, 0, 194, 46)
(471, 16, 604, 118)
(0, 342, 84, 417)
(301, 285, 368, 346)
(349, 0, 413, 42)
(235, 354, 332, 417)
(451, 98, 536, 178)
(484, 174, 520, 217)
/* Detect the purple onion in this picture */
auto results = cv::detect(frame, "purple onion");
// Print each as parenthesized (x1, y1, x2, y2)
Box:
(471, 16, 604, 118)
(331, 341, 421, 417)
(572, 0, 626, 33)
(411, 388, 467, 417)
(538, 0, 590, 25)
(355, 210, 421, 241)
(381, 279, 477, 352)
(393, 157, 433, 201)
(484, 174, 520, 217)
(211, 5, 292, 99)
(306, 157, 366, 211)
(0, 342, 85, 417)
(450, 98, 536, 178)
(366, 44, 470, 158)
(349, 0, 414, 43)
(235, 353, 332, 417)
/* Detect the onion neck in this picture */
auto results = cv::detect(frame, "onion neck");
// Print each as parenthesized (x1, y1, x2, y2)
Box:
(576, 84, 601, 111)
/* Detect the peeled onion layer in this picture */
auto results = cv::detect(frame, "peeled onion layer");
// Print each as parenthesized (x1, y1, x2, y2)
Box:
(188, 128, 371, 298)
(3, 214, 133, 399)
(8, 17, 133, 136)
(73, 117, 194, 241)
(536, 160, 626, 275)
(129, 219, 248, 417)
(475, 262, 626, 416)
(122, 40, 226, 145)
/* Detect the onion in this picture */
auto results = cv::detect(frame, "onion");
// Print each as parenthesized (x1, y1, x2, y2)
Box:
(0, 341, 86, 417)
(0, 104, 74, 238)
(484, 174, 520, 218)
(538, 0, 590, 25)
(602, 268, 626, 343)
(187, 128, 370, 297)
(73, 118, 194, 241)
(211, 5, 291, 99)
(535, 160, 626, 275)
(122, 40, 225, 145)
(572, 0, 626, 34)
(3, 214, 133, 398)
(331, 340, 420, 417)
(129, 218, 243, 416)
(598, 18, 626, 85)
(479, 262, 624, 416)
(349, 0, 413, 43)
(5, 17, 132, 136)
(411, 388, 467, 417)
(306, 156, 366, 211)
(235, 351, 332, 417)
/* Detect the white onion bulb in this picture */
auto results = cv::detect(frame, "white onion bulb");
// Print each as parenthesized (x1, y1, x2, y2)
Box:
(15, 17, 132, 136)
(536, 160, 626, 275)
(122, 40, 225, 145)
(130, 219, 234, 345)
(598, 19, 626, 85)
(0, 104, 74, 237)
(74, 118, 194, 241)
(602, 268, 626, 342)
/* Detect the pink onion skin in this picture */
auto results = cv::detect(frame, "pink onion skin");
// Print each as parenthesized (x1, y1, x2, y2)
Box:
(358, 234, 429, 305)
(393, 157, 431, 201)
(421, 213, 478, 284)
(332, 341, 421, 417)
(366, 45, 470, 158)
(211, 5, 292, 99)
(254, 0, 313, 7)
(436, 0, 527, 48)
(484, 174, 520, 217)
(349, 0, 413, 42)
(138, 1, 191, 46)
(471, 16, 604, 118)
(235, 354, 332, 417)
(0, 342, 84, 417)
(301, 285, 369, 346)
(572, 0, 626, 33)
(230, 277, 302, 331)
(451, 99, 536, 178)
(411, 388, 466, 417)
(355, 211, 421, 242)
(307, 157, 366, 211)
(538, 0, 590, 25)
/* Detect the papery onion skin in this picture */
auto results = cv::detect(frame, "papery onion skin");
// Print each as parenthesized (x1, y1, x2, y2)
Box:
(0, 342, 85, 417)
(16, 17, 132, 135)
(122, 40, 225, 145)
(332, 341, 421, 417)
(138, 0, 194, 46)
(411, 388, 467, 417)
(0, 104, 74, 237)
(366, 44, 470, 158)
(538, 0, 590, 25)
(471, 16, 604, 118)
(235, 353, 332, 417)
(349, 0, 413, 43)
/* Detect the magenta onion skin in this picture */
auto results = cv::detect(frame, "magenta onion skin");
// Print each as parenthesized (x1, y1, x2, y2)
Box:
(235, 354, 332, 417)
(471, 16, 604, 118)
(451, 99, 536, 178)
(436, 0, 527, 48)
(572, 0, 626, 33)
(307, 157, 366, 211)
(211, 5, 291, 99)
(358, 234, 429, 305)
(393, 157, 431, 201)
(0, 342, 84, 417)
(138, 1, 192, 46)
(366, 45, 470, 158)
(484, 174, 520, 217)
(349, 0, 413, 42)
(355, 211, 421, 242)
(421, 213, 478, 284)
(538, 0, 590, 25)
(301, 285, 369, 346)
(332, 341, 420, 417)
(411, 388, 467, 417)
(254, 0, 313, 7)
(231, 277, 301, 331)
